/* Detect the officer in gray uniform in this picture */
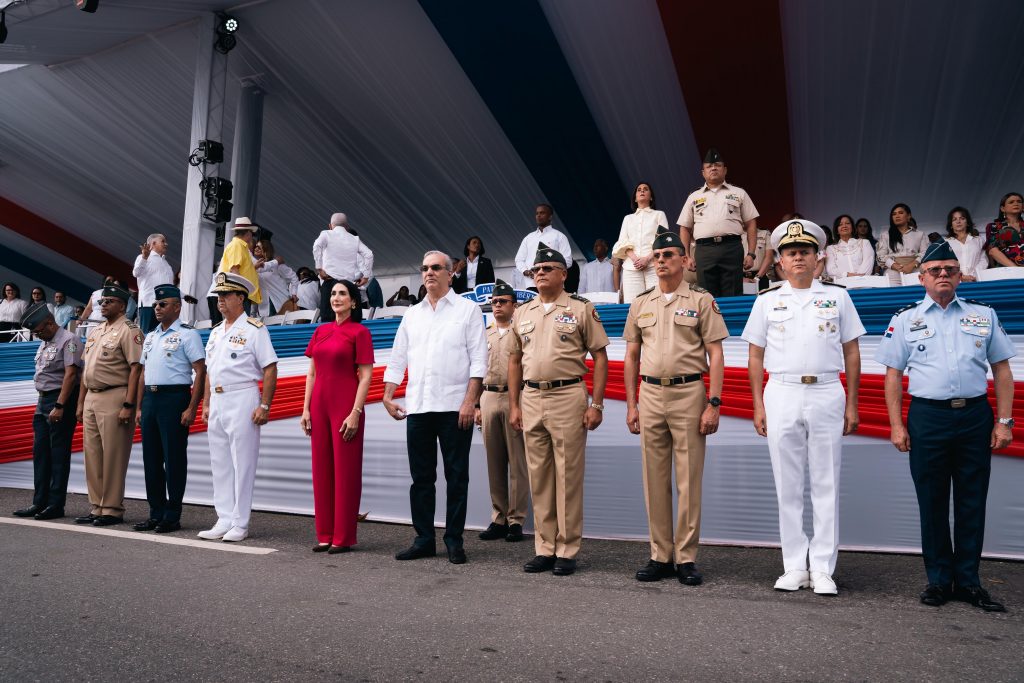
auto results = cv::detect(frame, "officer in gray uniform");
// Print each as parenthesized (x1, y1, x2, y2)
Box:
(12, 304, 83, 520)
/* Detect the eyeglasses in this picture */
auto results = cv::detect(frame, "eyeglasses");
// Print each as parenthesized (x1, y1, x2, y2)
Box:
(923, 265, 961, 277)
(420, 264, 447, 272)
(98, 298, 121, 305)
(490, 298, 515, 306)
(651, 250, 679, 260)
(532, 265, 564, 274)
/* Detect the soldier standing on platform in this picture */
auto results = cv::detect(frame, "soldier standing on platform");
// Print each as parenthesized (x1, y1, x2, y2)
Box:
(875, 240, 1014, 612)
(623, 227, 728, 586)
(509, 243, 609, 576)
(133, 284, 206, 533)
(12, 304, 82, 521)
(75, 284, 143, 526)
(475, 279, 529, 543)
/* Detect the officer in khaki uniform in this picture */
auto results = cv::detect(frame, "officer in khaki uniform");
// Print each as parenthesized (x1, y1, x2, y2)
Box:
(475, 280, 530, 543)
(75, 284, 143, 526)
(509, 243, 609, 576)
(624, 227, 728, 586)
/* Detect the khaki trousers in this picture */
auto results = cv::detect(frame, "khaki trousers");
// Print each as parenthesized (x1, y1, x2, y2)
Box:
(480, 390, 530, 526)
(638, 381, 706, 563)
(82, 387, 134, 516)
(521, 383, 587, 559)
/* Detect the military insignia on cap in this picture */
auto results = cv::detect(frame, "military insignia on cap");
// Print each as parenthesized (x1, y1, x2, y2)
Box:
(216, 272, 227, 286)
(546, 251, 553, 258)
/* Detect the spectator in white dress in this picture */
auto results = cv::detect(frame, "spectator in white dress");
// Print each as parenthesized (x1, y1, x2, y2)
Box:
(875, 203, 928, 285)
(944, 206, 988, 282)
(825, 214, 875, 279)
(613, 182, 669, 300)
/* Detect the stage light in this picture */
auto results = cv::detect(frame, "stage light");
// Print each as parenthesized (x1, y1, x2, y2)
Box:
(203, 198, 233, 223)
(214, 14, 239, 54)
(200, 176, 233, 201)
(224, 17, 238, 33)
(75, 0, 99, 12)
(188, 139, 224, 167)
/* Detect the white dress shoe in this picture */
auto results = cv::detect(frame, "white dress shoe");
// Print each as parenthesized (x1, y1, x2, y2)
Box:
(221, 526, 248, 542)
(811, 572, 838, 595)
(197, 522, 232, 540)
(774, 570, 811, 591)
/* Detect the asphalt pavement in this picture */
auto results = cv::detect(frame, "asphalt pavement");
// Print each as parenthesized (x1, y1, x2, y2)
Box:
(0, 487, 1021, 682)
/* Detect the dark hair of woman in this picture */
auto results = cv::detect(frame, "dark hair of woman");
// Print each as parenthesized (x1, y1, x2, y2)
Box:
(629, 181, 657, 212)
(31, 286, 47, 300)
(3, 282, 20, 298)
(463, 235, 486, 258)
(944, 206, 978, 238)
(996, 192, 1024, 222)
(887, 203, 913, 250)
(332, 279, 362, 323)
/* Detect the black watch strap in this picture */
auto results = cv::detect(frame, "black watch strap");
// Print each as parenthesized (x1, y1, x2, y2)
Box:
(123, 402, 135, 409)
(54, 402, 64, 410)
(708, 396, 722, 408)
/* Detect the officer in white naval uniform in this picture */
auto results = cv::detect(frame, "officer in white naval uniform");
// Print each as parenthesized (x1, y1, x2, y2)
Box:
(741, 220, 865, 595)
(200, 273, 278, 542)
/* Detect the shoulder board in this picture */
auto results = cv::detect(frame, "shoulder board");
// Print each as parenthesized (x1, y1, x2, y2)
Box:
(961, 298, 992, 309)
(180, 323, 194, 329)
(125, 321, 139, 329)
(690, 285, 708, 294)
(894, 301, 922, 316)
(758, 283, 783, 295)
(822, 281, 846, 289)
(486, 321, 495, 329)
(569, 294, 590, 304)
(246, 316, 265, 328)
(636, 287, 655, 298)
(212, 320, 224, 329)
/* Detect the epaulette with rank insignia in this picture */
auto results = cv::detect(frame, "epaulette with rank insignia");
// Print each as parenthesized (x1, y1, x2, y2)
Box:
(637, 287, 655, 298)
(180, 323, 194, 329)
(758, 283, 783, 295)
(212, 320, 224, 329)
(893, 301, 921, 316)
(246, 316, 265, 328)
(690, 285, 709, 294)
(961, 298, 992, 309)
(569, 294, 590, 304)
(125, 320, 139, 329)
(822, 281, 846, 289)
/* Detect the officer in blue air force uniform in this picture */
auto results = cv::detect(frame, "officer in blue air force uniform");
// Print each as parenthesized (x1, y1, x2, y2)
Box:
(875, 240, 1015, 612)
(133, 284, 206, 533)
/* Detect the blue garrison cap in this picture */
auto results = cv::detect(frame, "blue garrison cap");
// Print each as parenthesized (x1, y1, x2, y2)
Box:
(20, 303, 53, 329)
(154, 284, 181, 300)
(920, 240, 958, 264)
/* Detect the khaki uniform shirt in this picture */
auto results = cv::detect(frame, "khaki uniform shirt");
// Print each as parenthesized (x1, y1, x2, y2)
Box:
(483, 324, 515, 386)
(34, 327, 83, 392)
(510, 291, 609, 380)
(83, 315, 143, 390)
(677, 182, 759, 240)
(623, 282, 729, 377)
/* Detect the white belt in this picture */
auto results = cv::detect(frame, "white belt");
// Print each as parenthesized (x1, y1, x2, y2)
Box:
(212, 381, 258, 394)
(771, 372, 840, 385)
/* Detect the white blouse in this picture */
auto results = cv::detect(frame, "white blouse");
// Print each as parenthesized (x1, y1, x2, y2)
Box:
(945, 235, 989, 278)
(825, 238, 875, 278)
(875, 228, 929, 270)
(612, 207, 669, 271)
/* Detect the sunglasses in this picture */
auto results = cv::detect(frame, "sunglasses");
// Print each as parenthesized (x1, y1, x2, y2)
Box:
(98, 298, 122, 305)
(532, 265, 564, 274)
(651, 250, 679, 260)
(923, 265, 961, 277)
(420, 264, 447, 272)
(490, 298, 515, 306)
(154, 301, 174, 308)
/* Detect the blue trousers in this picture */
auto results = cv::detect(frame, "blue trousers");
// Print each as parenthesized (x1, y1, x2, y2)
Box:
(138, 305, 157, 334)
(32, 387, 79, 509)
(406, 412, 471, 550)
(907, 398, 992, 588)
(140, 388, 192, 522)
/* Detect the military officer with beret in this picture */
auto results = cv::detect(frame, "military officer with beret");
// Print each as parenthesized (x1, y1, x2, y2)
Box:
(475, 279, 530, 543)
(677, 148, 760, 298)
(74, 284, 143, 526)
(12, 304, 82, 521)
(623, 227, 728, 585)
(200, 273, 278, 542)
(133, 284, 206, 533)
(742, 220, 865, 595)
(875, 240, 1014, 612)
(508, 243, 609, 576)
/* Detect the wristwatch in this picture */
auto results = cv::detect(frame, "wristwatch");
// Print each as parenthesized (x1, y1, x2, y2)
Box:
(54, 402, 64, 410)
(122, 402, 135, 409)
(259, 403, 270, 411)
(708, 396, 722, 408)
(590, 403, 604, 411)
(998, 417, 1015, 428)
(746, 252, 756, 259)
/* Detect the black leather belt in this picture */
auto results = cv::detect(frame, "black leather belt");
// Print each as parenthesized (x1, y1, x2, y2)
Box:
(912, 395, 987, 409)
(146, 385, 191, 393)
(524, 378, 582, 390)
(483, 384, 509, 392)
(38, 388, 62, 397)
(640, 373, 703, 386)
(88, 385, 126, 393)
(695, 234, 741, 245)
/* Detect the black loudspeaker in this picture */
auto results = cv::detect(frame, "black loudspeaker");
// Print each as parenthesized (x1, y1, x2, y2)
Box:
(203, 199, 233, 224)
(75, 0, 99, 13)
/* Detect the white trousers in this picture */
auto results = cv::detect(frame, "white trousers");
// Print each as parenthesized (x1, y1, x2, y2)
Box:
(764, 379, 845, 574)
(207, 387, 262, 530)
(621, 266, 658, 301)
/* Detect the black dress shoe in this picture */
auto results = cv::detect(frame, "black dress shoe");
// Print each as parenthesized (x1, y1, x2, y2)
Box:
(13, 505, 42, 518)
(34, 506, 64, 521)
(553, 557, 577, 576)
(74, 514, 97, 525)
(154, 521, 181, 534)
(505, 523, 525, 542)
(478, 522, 508, 540)
(636, 559, 675, 582)
(394, 544, 436, 561)
(954, 585, 1006, 613)
(133, 519, 160, 532)
(312, 543, 331, 553)
(523, 555, 557, 573)
(328, 545, 352, 554)
(677, 562, 703, 586)
(92, 515, 123, 527)
(448, 547, 467, 564)
(919, 583, 951, 607)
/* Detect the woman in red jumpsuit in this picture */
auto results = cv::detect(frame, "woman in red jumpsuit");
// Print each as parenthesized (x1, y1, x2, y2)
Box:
(301, 280, 374, 553)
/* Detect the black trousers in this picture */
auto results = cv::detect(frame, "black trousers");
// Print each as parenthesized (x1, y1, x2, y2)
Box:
(32, 387, 79, 509)
(907, 398, 993, 588)
(406, 412, 472, 550)
(696, 239, 743, 298)
(138, 305, 157, 334)
(140, 388, 192, 522)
